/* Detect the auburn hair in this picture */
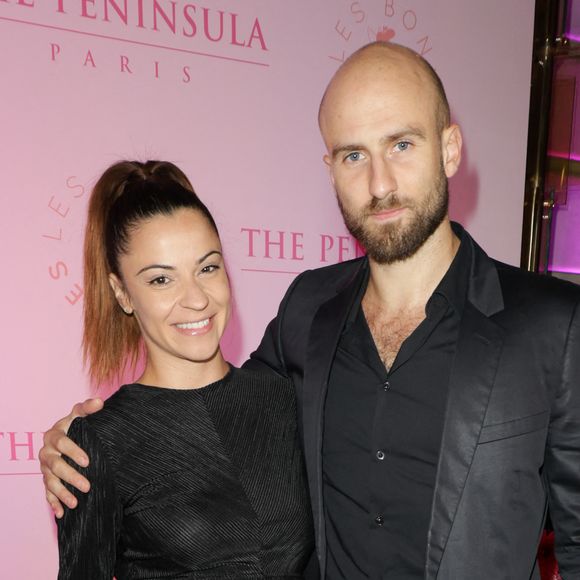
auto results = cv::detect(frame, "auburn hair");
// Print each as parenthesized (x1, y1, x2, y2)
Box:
(83, 160, 218, 386)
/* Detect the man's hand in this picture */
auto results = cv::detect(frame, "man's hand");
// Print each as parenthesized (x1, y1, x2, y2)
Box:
(39, 398, 104, 518)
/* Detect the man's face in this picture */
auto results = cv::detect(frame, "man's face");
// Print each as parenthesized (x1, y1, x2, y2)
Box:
(337, 161, 449, 265)
(321, 59, 459, 264)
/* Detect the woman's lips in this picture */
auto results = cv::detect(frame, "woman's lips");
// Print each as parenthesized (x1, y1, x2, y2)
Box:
(174, 317, 213, 336)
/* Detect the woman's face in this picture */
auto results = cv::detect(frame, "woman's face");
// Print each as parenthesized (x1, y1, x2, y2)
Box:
(110, 208, 230, 382)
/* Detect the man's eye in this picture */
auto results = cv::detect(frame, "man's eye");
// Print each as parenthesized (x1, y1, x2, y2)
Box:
(395, 141, 411, 152)
(346, 152, 362, 162)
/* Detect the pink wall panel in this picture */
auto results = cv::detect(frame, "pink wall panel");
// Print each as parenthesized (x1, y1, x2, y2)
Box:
(0, 1, 535, 576)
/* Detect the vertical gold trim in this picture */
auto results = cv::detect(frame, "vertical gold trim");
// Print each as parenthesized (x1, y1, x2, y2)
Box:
(520, 0, 564, 271)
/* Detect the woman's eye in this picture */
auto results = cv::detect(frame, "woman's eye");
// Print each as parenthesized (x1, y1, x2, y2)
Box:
(201, 264, 219, 274)
(149, 276, 170, 286)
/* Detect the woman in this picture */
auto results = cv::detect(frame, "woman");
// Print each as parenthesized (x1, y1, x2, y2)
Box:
(55, 160, 313, 579)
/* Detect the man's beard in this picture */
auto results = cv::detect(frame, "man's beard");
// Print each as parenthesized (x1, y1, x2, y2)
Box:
(338, 165, 449, 265)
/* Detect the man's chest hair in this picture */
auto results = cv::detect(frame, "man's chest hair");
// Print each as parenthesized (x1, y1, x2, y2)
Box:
(363, 302, 426, 370)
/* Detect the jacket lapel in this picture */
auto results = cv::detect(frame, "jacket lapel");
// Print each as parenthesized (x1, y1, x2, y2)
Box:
(302, 260, 368, 576)
(426, 232, 505, 579)
(425, 304, 504, 578)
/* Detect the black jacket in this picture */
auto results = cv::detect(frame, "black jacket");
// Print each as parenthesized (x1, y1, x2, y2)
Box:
(247, 226, 580, 580)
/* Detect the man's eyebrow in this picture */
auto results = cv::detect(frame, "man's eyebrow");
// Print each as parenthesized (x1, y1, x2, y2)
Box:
(331, 126, 427, 160)
(380, 126, 427, 144)
(331, 144, 366, 160)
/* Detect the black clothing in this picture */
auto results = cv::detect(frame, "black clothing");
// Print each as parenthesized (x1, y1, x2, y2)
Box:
(57, 367, 314, 579)
(246, 223, 580, 578)
(323, 237, 469, 579)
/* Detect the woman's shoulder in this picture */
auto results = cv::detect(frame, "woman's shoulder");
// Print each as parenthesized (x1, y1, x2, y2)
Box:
(76, 386, 146, 441)
(204, 368, 299, 447)
(208, 366, 297, 418)
(230, 366, 293, 388)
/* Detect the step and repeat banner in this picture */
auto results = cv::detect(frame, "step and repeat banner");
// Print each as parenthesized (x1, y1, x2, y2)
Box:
(0, 1, 535, 576)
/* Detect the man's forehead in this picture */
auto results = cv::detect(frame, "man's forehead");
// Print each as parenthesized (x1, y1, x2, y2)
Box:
(322, 77, 432, 125)
(320, 67, 439, 138)
(324, 60, 429, 112)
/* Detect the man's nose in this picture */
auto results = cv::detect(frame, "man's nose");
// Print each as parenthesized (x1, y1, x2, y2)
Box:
(369, 157, 397, 199)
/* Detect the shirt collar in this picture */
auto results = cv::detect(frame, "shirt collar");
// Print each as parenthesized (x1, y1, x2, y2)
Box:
(428, 222, 472, 316)
(344, 221, 472, 331)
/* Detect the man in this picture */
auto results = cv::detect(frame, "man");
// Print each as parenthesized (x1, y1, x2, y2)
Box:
(41, 42, 580, 578)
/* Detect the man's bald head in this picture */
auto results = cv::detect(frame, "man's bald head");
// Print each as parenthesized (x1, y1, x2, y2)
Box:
(319, 42, 450, 137)
(317, 41, 463, 266)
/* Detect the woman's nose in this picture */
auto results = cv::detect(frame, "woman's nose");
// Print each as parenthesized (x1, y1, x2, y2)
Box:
(180, 280, 210, 310)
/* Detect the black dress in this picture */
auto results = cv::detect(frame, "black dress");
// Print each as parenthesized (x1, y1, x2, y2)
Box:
(57, 367, 314, 579)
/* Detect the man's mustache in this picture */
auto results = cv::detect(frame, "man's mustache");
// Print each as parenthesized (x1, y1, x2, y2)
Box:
(365, 193, 409, 215)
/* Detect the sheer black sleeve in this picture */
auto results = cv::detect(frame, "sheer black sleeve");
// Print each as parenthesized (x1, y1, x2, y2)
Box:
(57, 417, 123, 580)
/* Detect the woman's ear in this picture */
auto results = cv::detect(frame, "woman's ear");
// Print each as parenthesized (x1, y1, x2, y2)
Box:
(108, 273, 133, 315)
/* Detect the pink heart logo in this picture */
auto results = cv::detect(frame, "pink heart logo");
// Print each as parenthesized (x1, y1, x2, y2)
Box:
(376, 27, 396, 42)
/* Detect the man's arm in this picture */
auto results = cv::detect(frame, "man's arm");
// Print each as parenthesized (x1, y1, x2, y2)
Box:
(545, 300, 580, 577)
(243, 270, 306, 376)
(39, 398, 104, 517)
(244, 316, 288, 376)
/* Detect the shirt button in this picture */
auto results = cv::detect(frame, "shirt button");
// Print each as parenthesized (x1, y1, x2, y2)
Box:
(376, 450, 385, 460)
(375, 515, 384, 526)
(383, 381, 390, 391)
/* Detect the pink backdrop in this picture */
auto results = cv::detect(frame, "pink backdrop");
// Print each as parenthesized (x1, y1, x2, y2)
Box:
(0, 1, 535, 576)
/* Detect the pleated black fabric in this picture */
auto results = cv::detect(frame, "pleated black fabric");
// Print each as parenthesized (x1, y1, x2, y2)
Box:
(57, 367, 314, 579)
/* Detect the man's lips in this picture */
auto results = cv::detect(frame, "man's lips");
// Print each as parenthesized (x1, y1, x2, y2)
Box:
(368, 206, 407, 221)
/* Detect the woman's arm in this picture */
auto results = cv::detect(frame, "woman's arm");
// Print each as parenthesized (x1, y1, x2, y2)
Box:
(56, 417, 122, 580)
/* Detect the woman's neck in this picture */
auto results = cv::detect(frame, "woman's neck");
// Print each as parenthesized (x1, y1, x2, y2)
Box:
(137, 351, 229, 390)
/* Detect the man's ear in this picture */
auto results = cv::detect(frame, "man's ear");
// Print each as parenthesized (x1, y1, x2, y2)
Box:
(108, 273, 133, 315)
(441, 124, 463, 179)
(323, 153, 335, 185)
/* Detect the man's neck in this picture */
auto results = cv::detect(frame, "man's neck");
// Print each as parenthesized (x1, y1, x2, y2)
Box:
(364, 220, 460, 315)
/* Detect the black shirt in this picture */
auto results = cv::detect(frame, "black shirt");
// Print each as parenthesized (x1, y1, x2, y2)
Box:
(57, 368, 314, 579)
(322, 236, 471, 579)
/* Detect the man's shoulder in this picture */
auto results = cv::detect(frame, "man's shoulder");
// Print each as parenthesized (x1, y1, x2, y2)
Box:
(268, 257, 366, 331)
(291, 257, 365, 293)
(459, 225, 580, 310)
(493, 258, 580, 308)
